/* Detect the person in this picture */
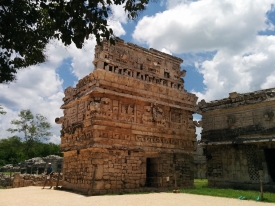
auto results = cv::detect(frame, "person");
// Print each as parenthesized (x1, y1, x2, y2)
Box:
(42, 163, 54, 189)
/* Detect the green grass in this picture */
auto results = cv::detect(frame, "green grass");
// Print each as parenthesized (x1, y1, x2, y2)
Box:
(180, 179, 275, 203)
(0, 186, 6, 189)
(1, 172, 15, 175)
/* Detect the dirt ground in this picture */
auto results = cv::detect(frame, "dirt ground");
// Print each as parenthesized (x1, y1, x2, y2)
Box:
(0, 187, 274, 206)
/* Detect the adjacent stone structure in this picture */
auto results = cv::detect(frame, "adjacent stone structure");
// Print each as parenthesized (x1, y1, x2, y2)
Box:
(0, 155, 63, 174)
(199, 88, 275, 191)
(56, 39, 198, 195)
(194, 143, 207, 179)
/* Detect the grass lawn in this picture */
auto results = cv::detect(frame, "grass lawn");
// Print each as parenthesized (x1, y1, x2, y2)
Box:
(1, 172, 15, 175)
(180, 179, 275, 203)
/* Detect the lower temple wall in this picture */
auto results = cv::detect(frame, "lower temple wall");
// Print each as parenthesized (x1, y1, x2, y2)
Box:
(206, 143, 275, 191)
(62, 148, 194, 195)
(0, 172, 63, 188)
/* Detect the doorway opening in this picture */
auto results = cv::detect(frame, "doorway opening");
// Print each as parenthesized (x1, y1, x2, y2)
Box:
(264, 148, 275, 182)
(146, 158, 158, 187)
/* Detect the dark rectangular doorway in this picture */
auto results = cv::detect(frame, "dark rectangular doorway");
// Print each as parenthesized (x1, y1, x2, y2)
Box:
(146, 158, 158, 187)
(264, 149, 275, 182)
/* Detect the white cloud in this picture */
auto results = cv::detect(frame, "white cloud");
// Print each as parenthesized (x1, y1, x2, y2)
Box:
(194, 36, 275, 101)
(193, 114, 202, 140)
(133, 0, 273, 53)
(108, 20, 126, 37)
(69, 39, 97, 79)
(107, 4, 128, 37)
(110, 4, 128, 24)
(166, 0, 194, 9)
(0, 65, 64, 144)
(161, 48, 172, 55)
(133, 0, 275, 102)
(261, 73, 275, 89)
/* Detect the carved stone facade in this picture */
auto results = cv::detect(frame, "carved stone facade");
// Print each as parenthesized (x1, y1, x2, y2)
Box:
(56, 39, 198, 195)
(199, 88, 275, 191)
(194, 143, 207, 179)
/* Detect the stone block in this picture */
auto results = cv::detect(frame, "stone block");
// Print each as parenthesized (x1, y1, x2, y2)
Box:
(108, 168, 115, 173)
(92, 159, 104, 165)
(94, 181, 104, 190)
(105, 183, 111, 189)
(93, 153, 103, 159)
(95, 165, 104, 180)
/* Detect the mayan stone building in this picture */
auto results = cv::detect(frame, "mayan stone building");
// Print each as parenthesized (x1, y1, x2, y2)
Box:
(199, 88, 275, 191)
(56, 39, 198, 195)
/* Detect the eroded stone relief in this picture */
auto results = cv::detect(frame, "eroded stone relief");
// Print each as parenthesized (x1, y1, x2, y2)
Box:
(199, 88, 275, 191)
(56, 39, 198, 195)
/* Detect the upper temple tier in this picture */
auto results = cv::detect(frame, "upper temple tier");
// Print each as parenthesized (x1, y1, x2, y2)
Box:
(57, 38, 198, 153)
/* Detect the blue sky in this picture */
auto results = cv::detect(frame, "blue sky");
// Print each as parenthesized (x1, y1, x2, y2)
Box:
(1, 0, 275, 143)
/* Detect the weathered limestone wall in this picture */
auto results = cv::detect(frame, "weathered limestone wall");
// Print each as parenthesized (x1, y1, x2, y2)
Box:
(206, 143, 275, 191)
(57, 39, 198, 194)
(199, 89, 275, 143)
(62, 148, 194, 195)
(199, 88, 275, 190)
(0, 172, 63, 188)
(194, 144, 207, 179)
(59, 93, 196, 153)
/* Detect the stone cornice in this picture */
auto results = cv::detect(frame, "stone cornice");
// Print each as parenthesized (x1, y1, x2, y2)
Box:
(199, 88, 275, 112)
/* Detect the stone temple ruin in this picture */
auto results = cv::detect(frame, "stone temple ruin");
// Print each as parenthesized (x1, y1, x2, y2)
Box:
(199, 88, 275, 191)
(0, 155, 63, 174)
(56, 39, 198, 195)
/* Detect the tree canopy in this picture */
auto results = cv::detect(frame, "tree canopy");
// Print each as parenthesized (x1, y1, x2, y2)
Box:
(0, 0, 151, 83)
(7, 109, 52, 158)
(0, 109, 61, 166)
(0, 136, 62, 166)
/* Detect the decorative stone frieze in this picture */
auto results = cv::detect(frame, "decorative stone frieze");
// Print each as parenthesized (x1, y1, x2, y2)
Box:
(56, 39, 198, 195)
(199, 88, 275, 191)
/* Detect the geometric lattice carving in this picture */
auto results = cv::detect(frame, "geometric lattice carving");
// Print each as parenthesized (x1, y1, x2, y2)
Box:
(246, 145, 259, 181)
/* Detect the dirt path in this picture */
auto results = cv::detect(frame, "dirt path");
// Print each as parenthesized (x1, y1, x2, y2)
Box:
(0, 187, 273, 206)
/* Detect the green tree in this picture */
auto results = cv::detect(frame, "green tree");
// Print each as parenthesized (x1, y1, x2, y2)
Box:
(33, 142, 63, 158)
(0, 137, 62, 167)
(7, 109, 52, 158)
(0, 0, 152, 83)
(0, 105, 6, 115)
(0, 136, 26, 166)
(0, 1, 55, 83)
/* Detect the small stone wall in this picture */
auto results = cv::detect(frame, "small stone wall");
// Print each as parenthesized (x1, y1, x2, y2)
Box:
(0, 172, 63, 188)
